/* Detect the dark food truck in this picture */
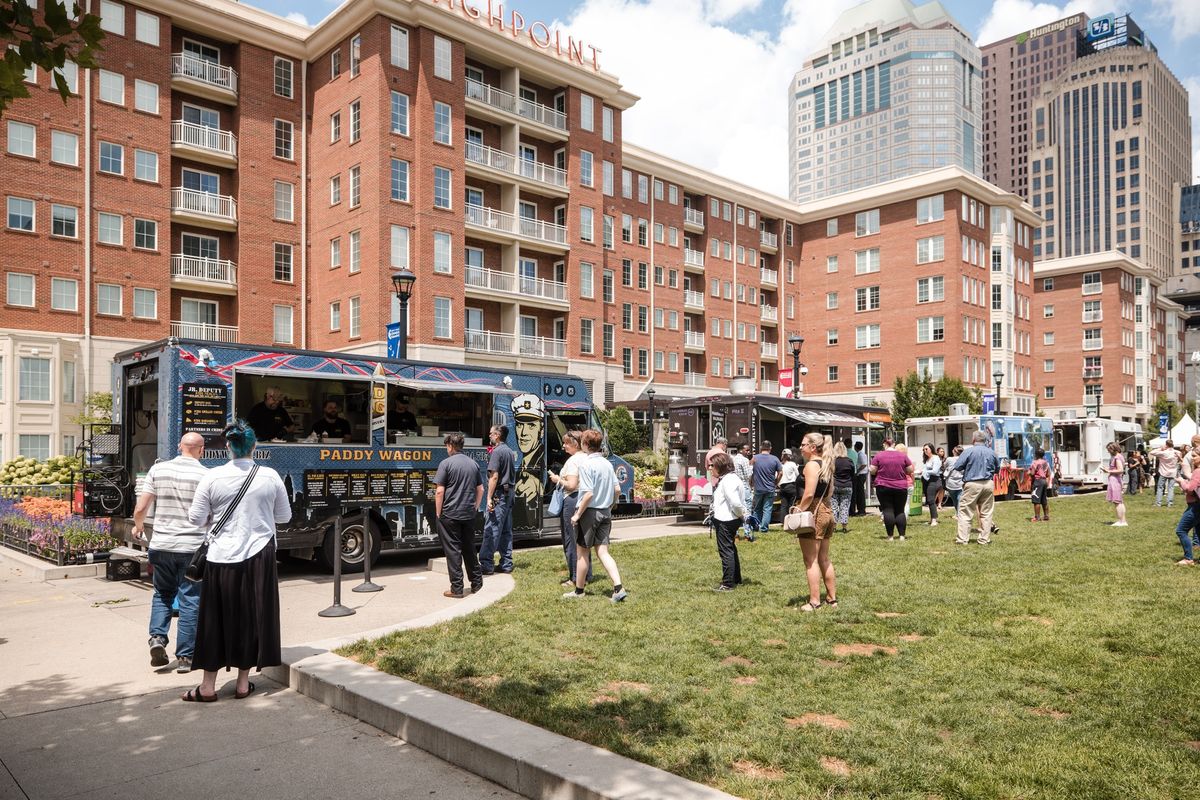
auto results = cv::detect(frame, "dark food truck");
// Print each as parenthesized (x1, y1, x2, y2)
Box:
(84, 339, 634, 571)
(666, 392, 892, 517)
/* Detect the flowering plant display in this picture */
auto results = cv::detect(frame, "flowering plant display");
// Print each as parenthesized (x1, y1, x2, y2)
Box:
(0, 496, 116, 564)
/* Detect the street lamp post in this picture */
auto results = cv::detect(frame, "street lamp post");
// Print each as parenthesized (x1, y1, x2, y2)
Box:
(787, 334, 805, 399)
(1191, 351, 1200, 422)
(992, 368, 1004, 415)
(390, 268, 416, 359)
(646, 387, 656, 449)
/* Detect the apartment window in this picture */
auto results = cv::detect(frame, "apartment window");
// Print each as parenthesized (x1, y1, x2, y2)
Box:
(602, 270, 614, 303)
(856, 362, 881, 386)
(273, 305, 293, 344)
(991, 285, 1002, 311)
(580, 262, 594, 298)
(59, 59, 78, 93)
(330, 50, 341, 78)
(97, 212, 121, 244)
(602, 160, 614, 196)
(7, 273, 34, 306)
(349, 165, 361, 207)
(826, 292, 839, 309)
(638, 305, 648, 333)
(432, 297, 452, 339)
(621, 303, 632, 331)
(638, 349, 648, 377)
(602, 323, 614, 357)
(133, 287, 156, 319)
(390, 159, 409, 202)
(433, 167, 451, 209)
(329, 175, 341, 205)
(7, 197, 33, 231)
(433, 101, 451, 144)
(828, 365, 839, 382)
(580, 319, 594, 354)
(1043, 332, 1054, 346)
(916, 194, 944, 223)
(602, 215, 614, 249)
(134, 149, 157, 182)
(391, 25, 409, 68)
(274, 120, 293, 159)
(51, 130, 77, 165)
(390, 92, 409, 135)
(390, 225, 409, 269)
(1082, 271, 1102, 294)
(51, 204, 77, 238)
(991, 323, 1003, 349)
(602, 106, 614, 142)
(133, 218, 156, 250)
(433, 231, 451, 274)
(855, 285, 880, 312)
(330, 111, 341, 142)
(51, 277, 77, 310)
(579, 150, 594, 187)
(580, 206, 594, 243)
(133, 79, 158, 113)
(855, 209, 879, 236)
(1084, 328, 1102, 348)
(349, 230, 360, 272)
(99, 70, 124, 104)
(580, 94, 594, 131)
(99, 0, 124, 34)
(916, 235, 944, 264)
(330, 237, 342, 269)
(1042, 278, 1054, 291)
(350, 100, 361, 142)
(622, 348, 632, 375)
(917, 316, 945, 343)
(273, 181, 294, 222)
(1044, 386, 1055, 400)
(349, 297, 361, 338)
(640, 177, 650, 204)
(826, 255, 838, 273)
(855, 248, 880, 274)
(274, 57, 293, 99)
(916, 356, 945, 380)
(6, 121, 34, 157)
(826, 218, 838, 236)
(433, 36, 452, 80)
(1043, 359, 1055, 373)
(99, 141, 123, 174)
(916, 276, 943, 303)
(97, 283, 121, 315)
(856, 324, 880, 349)
(1043, 304, 1054, 318)
(330, 302, 341, 331)
(349, 34, 362, 77)
(274, 243, 293, 282)
(61, 361, 76, 404)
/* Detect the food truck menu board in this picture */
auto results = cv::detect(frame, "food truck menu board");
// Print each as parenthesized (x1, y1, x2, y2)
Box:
(181, 383, 229, 442)
(303, 469, 439, 508)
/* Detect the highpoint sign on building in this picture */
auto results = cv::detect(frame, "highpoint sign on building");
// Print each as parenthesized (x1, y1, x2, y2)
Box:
(426, 0, 602, 71)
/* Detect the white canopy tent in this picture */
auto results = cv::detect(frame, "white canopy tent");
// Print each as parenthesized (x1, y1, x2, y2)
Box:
(1149, 412, 1198, 448)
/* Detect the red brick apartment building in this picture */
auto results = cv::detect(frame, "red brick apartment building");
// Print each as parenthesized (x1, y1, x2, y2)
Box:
(0, 0, 1088, 461)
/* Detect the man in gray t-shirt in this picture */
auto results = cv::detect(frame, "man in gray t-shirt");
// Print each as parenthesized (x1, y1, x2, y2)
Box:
(479, 425, 517, 574)
(434, 433, 485, 597)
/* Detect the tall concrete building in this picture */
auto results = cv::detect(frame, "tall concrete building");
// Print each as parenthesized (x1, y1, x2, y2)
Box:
(980, 13, 1088, 198)
(1027, 14, 1192, 281)
(788, 0, 983, 203)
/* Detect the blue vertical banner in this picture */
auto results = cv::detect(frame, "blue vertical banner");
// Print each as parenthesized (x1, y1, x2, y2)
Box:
(386, 322, 402, 359)
(981, 393, 996, 415)
(1159, 413, 1170, 437)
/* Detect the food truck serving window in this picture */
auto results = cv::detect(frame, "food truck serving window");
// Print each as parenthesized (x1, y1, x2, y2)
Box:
(235, 373, 370, 444)
(386, 379, 502, 447)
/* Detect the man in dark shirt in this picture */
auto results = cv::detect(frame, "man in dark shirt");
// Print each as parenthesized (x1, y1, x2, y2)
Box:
(310, 401, 352, 441)
(246, 387, 295, 441)
(434, 432, 484, 598)
(478, 424, 516, 574)
(388, 397, 418, 432)
(750, 440, 782, 533)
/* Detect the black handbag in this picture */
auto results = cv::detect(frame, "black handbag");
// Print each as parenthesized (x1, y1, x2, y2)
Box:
(185, 464, 260, 582)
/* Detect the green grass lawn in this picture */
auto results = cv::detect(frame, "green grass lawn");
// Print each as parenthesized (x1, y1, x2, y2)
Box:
(341, 493, 1200, 799)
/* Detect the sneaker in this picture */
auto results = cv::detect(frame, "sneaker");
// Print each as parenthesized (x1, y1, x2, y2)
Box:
(560, 578, 576, 588)
(713, 584, 735, 592)
(611, 588, 628, 603)
(898, 535, 906, 542)
(1112, 521, 1129, 527)
(930, 519, 939, 526)
(886, 536, 894, 542)
(176, 656, 192, 674)
(562, 590, 584, 599)
(149, 636, 168, 668)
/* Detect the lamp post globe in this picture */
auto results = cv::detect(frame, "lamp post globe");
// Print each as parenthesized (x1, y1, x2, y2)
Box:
(992, 368, 1004, 415)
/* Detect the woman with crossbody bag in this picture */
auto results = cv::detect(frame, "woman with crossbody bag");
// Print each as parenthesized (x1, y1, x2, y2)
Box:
(795, 433, 837, 612)
(182, 420, 292, 702)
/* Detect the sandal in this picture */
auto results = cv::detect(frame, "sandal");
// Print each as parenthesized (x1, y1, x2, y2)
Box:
(824, 598, 838, 608)
(182, 685, 218, 703)
(799, 601, 822, 612)
(235, 682, 256, 700)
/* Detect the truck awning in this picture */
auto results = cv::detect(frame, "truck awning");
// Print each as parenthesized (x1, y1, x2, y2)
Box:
(389, 378, 517, 395)
(762, 405, 872, 427)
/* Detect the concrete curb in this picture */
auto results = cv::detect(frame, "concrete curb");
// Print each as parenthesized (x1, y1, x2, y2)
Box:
(0, 546, 106, 581)
(269, 650, 737, 800)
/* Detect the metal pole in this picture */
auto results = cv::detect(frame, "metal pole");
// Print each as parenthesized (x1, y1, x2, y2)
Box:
(352, 507, 382, 593)
(398, 296, 409, 359)
(791, 352, 800, 399)
(318, 513, 355, 617)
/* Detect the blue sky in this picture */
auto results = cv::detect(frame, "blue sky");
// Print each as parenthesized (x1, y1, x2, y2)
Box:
(253, 0, 1200, 195)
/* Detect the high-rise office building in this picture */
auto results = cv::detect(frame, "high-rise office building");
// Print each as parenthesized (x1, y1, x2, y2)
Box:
(788, 0, 983, 203)
(980, 13, 1088, 198)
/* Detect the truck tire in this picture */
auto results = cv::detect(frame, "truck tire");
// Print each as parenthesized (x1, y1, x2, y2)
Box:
(316, 515, 383, 574)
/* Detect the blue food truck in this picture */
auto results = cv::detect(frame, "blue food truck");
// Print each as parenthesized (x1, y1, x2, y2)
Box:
(87, 338, 635, 571)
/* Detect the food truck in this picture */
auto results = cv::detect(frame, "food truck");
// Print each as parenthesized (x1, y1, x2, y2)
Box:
(1053, 418, 1143, 488)
(904, 412, 1055, 498)
(84, 339, 634, 571)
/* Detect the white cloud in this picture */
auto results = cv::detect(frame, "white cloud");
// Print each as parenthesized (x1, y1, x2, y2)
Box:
(556, 0, 860, 196)
(285, 11, 311, 27)
(1152, 0, 1200, 43)
(975, 0, 1101, 47)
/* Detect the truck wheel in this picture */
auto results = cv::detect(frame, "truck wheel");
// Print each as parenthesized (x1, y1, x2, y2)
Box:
(316, 516, 383, 574)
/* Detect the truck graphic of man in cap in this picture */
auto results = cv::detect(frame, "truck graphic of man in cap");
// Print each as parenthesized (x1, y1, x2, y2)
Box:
(511, 393, 546, 531)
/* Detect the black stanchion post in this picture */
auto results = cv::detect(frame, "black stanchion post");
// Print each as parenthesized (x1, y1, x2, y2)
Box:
(318, 512, 355, 617)
(352, 507, 382, 593)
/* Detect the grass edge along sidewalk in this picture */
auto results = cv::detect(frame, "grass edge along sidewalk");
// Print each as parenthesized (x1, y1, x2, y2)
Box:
(341, 494, 1200, 800)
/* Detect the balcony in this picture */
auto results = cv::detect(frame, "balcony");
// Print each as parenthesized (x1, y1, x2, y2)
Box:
(170, 255, 237, 294)
(464, 204, 568, 253)
(1082, 310, 1103, 323)
(683, 249, 705, 271)
(519, 335, 567, 361)
(170, 120, 237, 167)
(465, 78, 568, 139)
(760, 267, 778, 286)
(464, 142, 568, 196)
(1082, 281, 1103, 296)
(171, 187, 237, 230)
(464, 329, 514, 356)
(683, 372, 706, 387)
(683, 289, 705, 310)
(170, 53, 238, 104)
(1083, 366, 1104, 379)
(1083, 338, 1104, 351)
(760, 379, 779, 395)
(684, 331, 705, 352)
(761, 341, 778, 359)
(684, 208, 704, 231)
(760, 304, 778, 324)
(464, 266, 568, 308)
(171, 321, 238, 342)
(759, 231, 778, 251)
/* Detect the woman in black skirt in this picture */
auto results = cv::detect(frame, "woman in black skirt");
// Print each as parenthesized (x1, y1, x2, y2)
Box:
(182, 420, 292, 702)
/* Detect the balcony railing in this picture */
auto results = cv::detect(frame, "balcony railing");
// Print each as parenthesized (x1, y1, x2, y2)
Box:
(171, 187, 237, 223)
(465, 142, 567, 189)
(465, 204, 567, 246)
(760, 268, 778, 285)
(683, 289, 704, 309)
(171, 53, 238, 94)
(1082, 282, 1103, 296)
(1083, 367, 1104, 379)
(464, 266, 567, 303)
(760, 231, 778, 249)
(684, 249, 705, 268)
(171, 120, 237, 159)
(465, 329, 514, 356)
(684, 331, 705, 349)
(684, 208, 704, 227)
(760, 304, 778, 322)
(1082, 310, 1103, 323)
(171, 254, 237, 286)
(683, 372, 706, 387)
(520, 335, 566, 360)
(760, 379, 779, 394)
(171, 321, 238, 342)
(761, 342, 778, 358)
(465, 78, 567, 131)
(1083, 338, 1103, 351)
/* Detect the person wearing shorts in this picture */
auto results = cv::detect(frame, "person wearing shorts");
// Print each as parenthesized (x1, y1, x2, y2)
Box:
(1029, 448, 1051, 522)
(795, 433, 837, 612)
(564, 429, 627, 603)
